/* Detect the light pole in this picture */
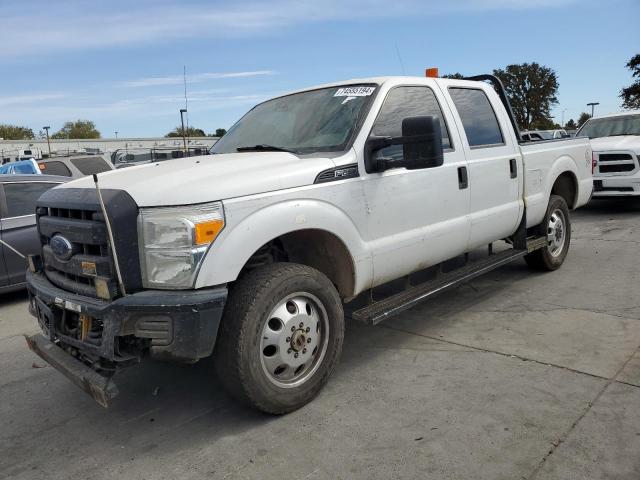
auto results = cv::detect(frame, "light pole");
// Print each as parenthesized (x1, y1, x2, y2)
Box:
(561, 109, 567, 127)
(587, 102, 599, 118)
(179, 109, 188, 156)
(42, 126, 51, 157)
(115, 131, 118, 139)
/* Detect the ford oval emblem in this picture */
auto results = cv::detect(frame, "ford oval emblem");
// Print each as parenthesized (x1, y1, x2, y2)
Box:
(50, 234, 74, 262)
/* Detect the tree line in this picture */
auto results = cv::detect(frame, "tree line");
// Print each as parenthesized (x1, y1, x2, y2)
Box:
(2, 54, 638, 140)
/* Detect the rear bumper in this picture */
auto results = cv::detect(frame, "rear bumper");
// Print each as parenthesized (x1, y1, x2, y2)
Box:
(26, 270, 227, 364)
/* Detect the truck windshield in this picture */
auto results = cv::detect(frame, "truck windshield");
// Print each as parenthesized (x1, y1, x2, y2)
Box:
(577, 114, 640, 139)
(211, 85, 377, 155)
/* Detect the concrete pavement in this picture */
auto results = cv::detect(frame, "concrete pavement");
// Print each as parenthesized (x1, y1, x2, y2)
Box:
(1, 199, 638, 480)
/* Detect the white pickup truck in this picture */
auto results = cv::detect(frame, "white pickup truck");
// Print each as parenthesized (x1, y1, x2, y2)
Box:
(25, 74, 592, 413)
(577, 110, 640, 196)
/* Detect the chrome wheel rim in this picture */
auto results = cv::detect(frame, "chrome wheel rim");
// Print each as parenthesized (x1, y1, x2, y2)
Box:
(547, 209, 566, 257)
(260, 292, 329, 388)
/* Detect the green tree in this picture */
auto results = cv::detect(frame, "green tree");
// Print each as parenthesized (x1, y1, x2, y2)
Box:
(0, 124, 35, 140)
(214, 128, 227, 137)
(165, 126, 206, 138)
(577, 112, 591, 128)
(493, 62, 559, 130)
(441, 73, 464, 79)
(52, 120, 100, 139)
(564, 119, 577, 130)
(620, 53, 640, 109)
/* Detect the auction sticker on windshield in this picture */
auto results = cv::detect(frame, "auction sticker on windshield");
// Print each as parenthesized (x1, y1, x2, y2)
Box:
(334, 86, 375, 97)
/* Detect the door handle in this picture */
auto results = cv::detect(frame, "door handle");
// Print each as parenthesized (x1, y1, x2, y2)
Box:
(457, 166, 468, 189)
(509, 158, 518, 178)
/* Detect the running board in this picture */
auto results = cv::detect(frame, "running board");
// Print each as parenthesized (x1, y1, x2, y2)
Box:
(351, 248, 528, 325)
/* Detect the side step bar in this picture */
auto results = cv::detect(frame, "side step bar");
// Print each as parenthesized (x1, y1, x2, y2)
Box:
(352, 246, 534, 325)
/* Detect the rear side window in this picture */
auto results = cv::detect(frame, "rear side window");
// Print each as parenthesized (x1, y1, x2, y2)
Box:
(40, 161, 72, 177)
(70, 157, 112, 175)
(449, 88, 504, 147)
(4, 182, 59, 217)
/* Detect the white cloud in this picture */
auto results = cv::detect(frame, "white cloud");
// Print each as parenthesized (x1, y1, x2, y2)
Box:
(0, 0, 580, 57)
(121, 70, 276, 88)
(0, 93, 68, 107)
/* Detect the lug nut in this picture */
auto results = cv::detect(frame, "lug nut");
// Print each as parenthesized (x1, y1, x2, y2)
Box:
(302, 348, 307, 354)
(299, 322, 304, 327)
(287, 348, 292, 354)
(294, 353, 299, 358)
(307, 338, 311, 343)
(305, 327, 310, 333)
(291, 326, 295, 332)
(286, 337, 290, 342)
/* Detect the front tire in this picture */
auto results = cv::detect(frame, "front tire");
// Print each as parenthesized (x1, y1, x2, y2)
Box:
(525, 194, 571, 271)
(214, 263, 344, 414)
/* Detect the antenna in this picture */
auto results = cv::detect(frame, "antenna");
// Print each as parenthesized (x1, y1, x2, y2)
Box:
(394, 43, 406, 75)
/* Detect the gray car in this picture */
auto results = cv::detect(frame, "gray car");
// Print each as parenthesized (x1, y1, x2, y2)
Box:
(0, 175, 68, 293)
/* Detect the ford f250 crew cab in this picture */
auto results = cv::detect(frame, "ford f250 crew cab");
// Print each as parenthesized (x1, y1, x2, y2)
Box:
(577, 110, 640, 196)
(25, 74, 593, 413)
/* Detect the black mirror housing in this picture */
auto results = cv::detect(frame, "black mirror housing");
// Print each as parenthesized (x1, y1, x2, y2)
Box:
(364, 115, 444, 173)
(401, 116, 444, 170)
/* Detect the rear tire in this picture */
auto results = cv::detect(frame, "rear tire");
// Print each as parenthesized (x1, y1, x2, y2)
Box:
(525, 194, 571, 271)
(214, 263, 344, 414)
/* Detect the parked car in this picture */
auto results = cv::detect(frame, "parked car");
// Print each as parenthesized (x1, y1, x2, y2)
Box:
(25, 74, 592, 413)
(576, 110, 640, 196)
(0, 159, 41, 175)
(37, 155, 114, 179)
(0, 175, 68, 293)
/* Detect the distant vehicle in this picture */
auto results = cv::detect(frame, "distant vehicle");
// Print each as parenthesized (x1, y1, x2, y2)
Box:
(0, 175, 68, 293)
(577, 110, 640, 197)
(521, 129, 569, 142)
(0, 159, 41, 175)
(17, 148, 43, 161)
(37, 155, 114, 179)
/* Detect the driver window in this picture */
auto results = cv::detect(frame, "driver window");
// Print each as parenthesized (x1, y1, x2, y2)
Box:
(371, 86, 451, 163)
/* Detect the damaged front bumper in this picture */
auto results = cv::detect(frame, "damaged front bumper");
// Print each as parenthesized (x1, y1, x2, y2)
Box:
(26, 270, 227, 406)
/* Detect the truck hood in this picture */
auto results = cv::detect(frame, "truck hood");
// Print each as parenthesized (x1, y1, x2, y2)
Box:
(65, 152, 336, 207)
(590, 135, 640, 153)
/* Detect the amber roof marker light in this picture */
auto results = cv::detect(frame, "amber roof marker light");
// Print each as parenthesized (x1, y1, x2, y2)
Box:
(425, 67, 439, 78)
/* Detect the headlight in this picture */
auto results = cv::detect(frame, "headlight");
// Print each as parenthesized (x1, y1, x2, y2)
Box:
(139, 202, 224, 288)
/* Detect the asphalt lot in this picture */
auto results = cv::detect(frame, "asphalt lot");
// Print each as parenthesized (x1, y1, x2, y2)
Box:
(1, 199, 639, 480)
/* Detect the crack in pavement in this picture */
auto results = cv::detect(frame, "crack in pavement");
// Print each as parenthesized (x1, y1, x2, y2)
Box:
(525, 343, 640, 480)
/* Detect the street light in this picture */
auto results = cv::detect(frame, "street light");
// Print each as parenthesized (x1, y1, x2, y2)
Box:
(587, 102, 599, 118)
(561, 108, 568, 127)
(179, 108, 188, 156)
(115, 131, 118, 139)
(42, 126, 51, 157)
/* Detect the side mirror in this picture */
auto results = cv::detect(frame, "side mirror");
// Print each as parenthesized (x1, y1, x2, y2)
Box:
(364, 115, 444, 172)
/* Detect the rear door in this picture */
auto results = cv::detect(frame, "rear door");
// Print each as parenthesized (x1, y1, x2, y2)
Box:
(0, 186, 9, 288)
(0, 181, 61, 285)
(443, 85, 523, 249)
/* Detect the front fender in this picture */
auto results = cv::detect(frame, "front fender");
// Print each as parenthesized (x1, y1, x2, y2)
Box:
(194, 199, 372, 295)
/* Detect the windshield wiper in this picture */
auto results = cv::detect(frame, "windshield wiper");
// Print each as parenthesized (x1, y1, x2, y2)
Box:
(236, 144, 298, 154)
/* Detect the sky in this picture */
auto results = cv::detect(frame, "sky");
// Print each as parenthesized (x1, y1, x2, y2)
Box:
(0, 0, 638, 138)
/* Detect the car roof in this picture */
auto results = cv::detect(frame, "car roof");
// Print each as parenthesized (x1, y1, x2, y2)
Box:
(0, 174, 70, 183)
(591, 110, 640, 120)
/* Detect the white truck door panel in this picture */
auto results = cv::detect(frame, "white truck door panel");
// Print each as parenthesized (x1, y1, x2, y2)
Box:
(445, 86, 522, 248)
(359, 85, 471, 287)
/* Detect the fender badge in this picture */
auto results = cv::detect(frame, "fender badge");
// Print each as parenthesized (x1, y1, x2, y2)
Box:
(82, 261, 97, 276)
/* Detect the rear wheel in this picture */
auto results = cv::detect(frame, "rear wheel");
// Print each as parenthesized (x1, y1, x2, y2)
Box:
(214, 263, 344, 414)
(525, 194, 571, 271)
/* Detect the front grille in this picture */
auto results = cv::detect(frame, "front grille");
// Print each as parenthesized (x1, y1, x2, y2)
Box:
(37, 206, 119, 299)
(597, 152, 639, 175)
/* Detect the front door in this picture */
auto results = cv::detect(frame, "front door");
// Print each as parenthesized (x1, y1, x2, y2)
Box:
(360, 85, 471, 287)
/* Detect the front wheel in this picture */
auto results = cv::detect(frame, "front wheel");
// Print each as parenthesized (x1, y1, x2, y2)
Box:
(214, 263, 344, 414)
(525, 194, 571, 271)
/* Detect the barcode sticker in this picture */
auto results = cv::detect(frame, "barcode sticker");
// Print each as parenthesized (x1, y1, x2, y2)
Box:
(334, 86, 375, 97)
